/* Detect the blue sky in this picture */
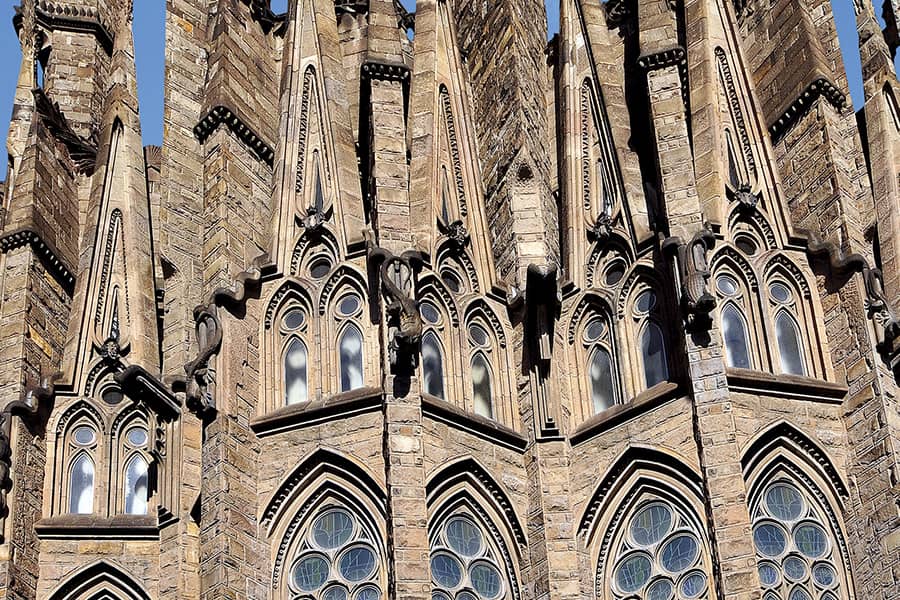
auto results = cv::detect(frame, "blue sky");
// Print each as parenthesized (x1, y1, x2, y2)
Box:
(0, 1, 868, 178)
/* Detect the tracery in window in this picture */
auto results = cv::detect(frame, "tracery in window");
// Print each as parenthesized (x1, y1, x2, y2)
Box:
(607, 500, 711, 600)
(751, 480, 847, 600)
(769, 282, 806, 376)
(430, 515, 509, 600)
(286, 507, 384, 599)
(581, 314, 619, 414)
(68, 452, 95, 515)
(716, 274, 752, 369)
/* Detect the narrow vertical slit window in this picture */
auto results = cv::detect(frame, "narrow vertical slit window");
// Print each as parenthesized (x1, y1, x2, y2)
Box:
(440, 166, 453, 225)
(471, 354, 493, 419)
(339, 324, 364, 392)
(589, 347, 616, 413)
(722, 304, 752, 369)
(422, 331, 445, 400)
(123, 454, 149, 515)
(68, 454, 95, 515)
(312, 150, 325, 212)
(641, 322, 669, 388)
(775, 311, 805, 376)
(285, 338, 309, 405)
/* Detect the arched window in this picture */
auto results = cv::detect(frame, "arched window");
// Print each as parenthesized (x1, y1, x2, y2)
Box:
(751, 479, 847, 600)
(121, 425, 149, 515)
(422, 330, 446, 400)
(603, 497, 711, 600)
(286, 506, 384, 599)
(339, 323, 364, 392)
(285, 337, 309, 405)
(580, 314, 619, 414)
(123, 454, 149, 515)
(430, 514, 509, 600)
(68, 453, 95, 515)
(722, 304, 752, 369)
(768, 281, 806, 376)
(641, 322, 668, 389)
(470, 353, 493, 419)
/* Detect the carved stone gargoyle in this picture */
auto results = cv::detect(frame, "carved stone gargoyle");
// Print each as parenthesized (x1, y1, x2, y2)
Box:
(437, 219, 470, 250)
(664, 226, 717, 331)
(729, 183, 760, 213)
(177, 304, 222, 419)
(863, 268, 900, 368)
(368, 246, 425, 373)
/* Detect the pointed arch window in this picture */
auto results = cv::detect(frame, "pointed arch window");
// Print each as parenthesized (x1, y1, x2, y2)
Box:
(339, 323, 364, 392)
(68, 453, 95, 515)
(751, 479, 848, 600)
(641, 322, 668, 389)
(769, 282, 806, 376)
(422, 330, 446, 400)
(470, 353, 493, 419)
(716, 274, 753, 369)
(581, 314, 619, 414)
(119, 424, 149, 515)
(285, 337, 309, 405)
(284, 505, 385, 599)
(603, 497, 712, 600)
(430, 514, 510, 599)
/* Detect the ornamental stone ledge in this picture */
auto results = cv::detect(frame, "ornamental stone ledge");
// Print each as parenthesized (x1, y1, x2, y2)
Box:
(769, 77, 848, 142)
(0, 227, 75, 294)
(193, 106, 276, 166)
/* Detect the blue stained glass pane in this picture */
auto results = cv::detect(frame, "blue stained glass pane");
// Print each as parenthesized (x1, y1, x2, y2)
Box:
(765, 484, 804, 521)
(471, 354, 493, 419)
(422, 332, 446, 400)
(763, 593, 781, 600)
(647, 578, 674, 600)
(794, 524, 828, 559)
(339, 546, 376, 582)
(758, 562, 780, 587)
(775, 311, 806, 376)
(789, 587, 812, 600)
(784, 556, 807, 581)
(754, 523, 787, 557)
(680, 571, 707, 598)
(660, 534, 700, 573)
(285, 338, 309, 406)
(339, 326, 364, 392)
(355, 585, 381, 600)
(589, 348, 616, 413)
(615, 553, 652, 593)
(431, 593, 451, 600)
(123, 455, 149, 515)
(722, 304, 751, 369)
(313, 510, 354, 550)
(456, 593, 478, 600)
(68, 454, 94, 514)
(323, 585, 349, 600)
(813, 563, 836, 587)
(431, 554, 463, 589)
(630, 504, 673, 547)
(291, 555, 329, 592)
(446, 518, 483, 557)
(470, 563, 503, 599)
(642, 323, 669, 388)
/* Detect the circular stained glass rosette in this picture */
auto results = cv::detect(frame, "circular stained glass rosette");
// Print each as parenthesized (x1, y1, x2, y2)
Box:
(630, 503, 673, 547)
(73, 426, 96, 446)
(646, 578, 674, 600)
(446, 518, 483, 558)
(322, 585, 348, 600)
(291, 554, 330, 592)
(813, 563, 836, 588)
(338, 545, 377, 582)
(470, 562, 503, 599)
(660, 534, 700, 574)
(313, 510, 355, 550)
(765, 484, 804, 521)
(615, 553, 652, 594)
(679, 571, 707, 598)
(783, 556, 807, 582)
(788, 587, 812, 600)
(753, 523, 788, 557)
(758, 562, 780, 588)
(431, 553, 463, 589)
(354, 585, 380, 600)
(793, 523, 828, 559)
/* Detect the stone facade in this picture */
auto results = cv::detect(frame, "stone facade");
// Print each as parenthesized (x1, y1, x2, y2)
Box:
(0, 0, 898, 599)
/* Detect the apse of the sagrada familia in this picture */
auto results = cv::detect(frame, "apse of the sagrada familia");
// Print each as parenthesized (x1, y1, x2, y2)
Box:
(0, 0, 899, 597)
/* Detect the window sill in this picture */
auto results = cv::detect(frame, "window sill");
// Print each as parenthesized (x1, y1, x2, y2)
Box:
(251, 386, 384, 437)
(725, 368, 847, 403)
(35, 514, 159, 540)
(421, 394, 528, 453)
(570, 382, 682, 446)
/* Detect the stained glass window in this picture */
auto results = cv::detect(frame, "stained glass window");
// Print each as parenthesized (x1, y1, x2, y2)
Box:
(123, 454, 149, 515)
(339, 325, 364, 392)
(641, 322, 669, 388)
(430, 514, 510, 599)
(471, 354, 493, 419)
(422, 331, 446, 400)
(607, 499, 710, 599)
(68, 454, 94, 515)
(751, 480, 846, 600)
(287, 507, 383, 599)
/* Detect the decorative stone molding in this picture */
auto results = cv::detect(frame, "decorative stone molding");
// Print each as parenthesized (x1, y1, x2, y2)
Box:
(0, 227, 75, 293)
(421, 395, 528, 454)
(193, 106, 275, 166)
(715, 47, 757, 176)
(361, 61, 411, 83)
(33, 88, 98, 175)
(637, 46, 689, 103)
(15, 2, 115, 54)
(769, 78, 847, 142)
